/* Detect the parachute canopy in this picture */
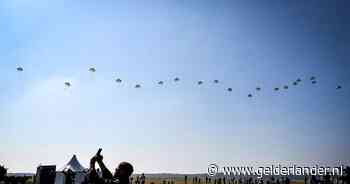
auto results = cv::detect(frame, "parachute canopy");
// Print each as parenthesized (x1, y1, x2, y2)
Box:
(89, 67, 96, 72)
(16, 67, 23, 72)
(64, 82, 71, 87)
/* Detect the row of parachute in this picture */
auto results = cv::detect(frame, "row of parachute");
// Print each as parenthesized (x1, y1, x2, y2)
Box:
(16, 66, 343, 98)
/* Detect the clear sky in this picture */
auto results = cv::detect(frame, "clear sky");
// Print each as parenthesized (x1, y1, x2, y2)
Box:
(0, 0, 349, 173)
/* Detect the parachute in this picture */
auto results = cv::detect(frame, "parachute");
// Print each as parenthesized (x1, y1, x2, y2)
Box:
(158, 81, 164, 85)
(227, 88, 232, 92)
(197, 81, 203, 85)
(135, 84, 141, 88)
(214, 80, 219, 84)
(174, 77, 180, 82)
(64, 82, 71, 87)
(16, 67, 24, 72)
(89, 67, 96, 72)
(116, 78, 122, 83)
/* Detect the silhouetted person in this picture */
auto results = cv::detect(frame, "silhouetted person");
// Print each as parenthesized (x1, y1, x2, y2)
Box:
(284, 177, 290, 184)
(0, 165, 7, 182)
(311, 176, 318, 184)
(324, 173, 331, 184)
(259, 178, 264, 184)
(140, 174, 146, 184)
(248, 178, 253, 184)
(83, 149, 134, 184)
(185, 176, 188, 184)
(64, 169, 76, 184)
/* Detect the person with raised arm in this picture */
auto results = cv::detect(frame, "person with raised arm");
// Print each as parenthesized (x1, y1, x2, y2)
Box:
(83, 149, 134, 184)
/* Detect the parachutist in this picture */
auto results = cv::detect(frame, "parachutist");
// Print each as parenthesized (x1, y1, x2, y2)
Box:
(89, 68, 96, 72)
(16, 67, 24, 72)
(65, 82, 71, 87)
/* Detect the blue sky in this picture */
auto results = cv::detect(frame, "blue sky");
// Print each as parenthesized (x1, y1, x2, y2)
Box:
(0, 0, 349, 173)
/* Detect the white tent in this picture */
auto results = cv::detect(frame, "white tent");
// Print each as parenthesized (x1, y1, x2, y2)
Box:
(60, 155, 86, 172)
(55, 155, 87, 184)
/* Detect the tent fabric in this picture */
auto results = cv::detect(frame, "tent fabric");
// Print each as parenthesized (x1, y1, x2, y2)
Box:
(60, 155, 86, 172)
